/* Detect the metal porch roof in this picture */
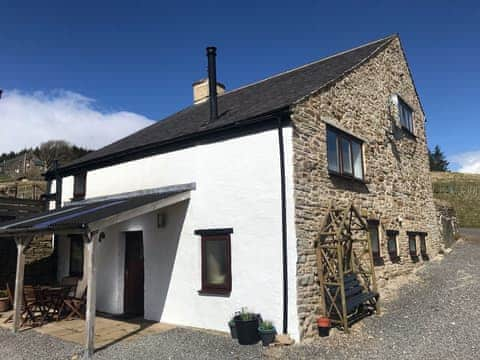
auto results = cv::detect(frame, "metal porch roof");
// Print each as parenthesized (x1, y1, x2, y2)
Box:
(0, 183, 195, 236)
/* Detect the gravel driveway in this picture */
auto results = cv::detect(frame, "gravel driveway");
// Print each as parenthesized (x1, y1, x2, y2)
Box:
(1, 232, 479, 359)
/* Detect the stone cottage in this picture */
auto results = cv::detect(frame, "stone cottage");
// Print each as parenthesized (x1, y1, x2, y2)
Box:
(0, 34, 441, 353)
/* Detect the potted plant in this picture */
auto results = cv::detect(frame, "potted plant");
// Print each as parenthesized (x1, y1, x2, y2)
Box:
(234, 307, 260, 345)
(317, 316, 331, 337)
(258, 320, 276, 346)
(0, 290, 10, 312)
(228, 315, 238, 339)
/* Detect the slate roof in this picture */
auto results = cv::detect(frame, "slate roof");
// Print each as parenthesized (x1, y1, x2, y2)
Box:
(56, 34, 396, 175)
(0, 183, 195, 235)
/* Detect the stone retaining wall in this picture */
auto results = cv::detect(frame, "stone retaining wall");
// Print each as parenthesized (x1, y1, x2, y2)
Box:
(435, 199, 459, 248)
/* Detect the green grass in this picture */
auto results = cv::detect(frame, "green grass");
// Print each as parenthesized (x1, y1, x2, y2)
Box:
(432, 172, 480, 228)
(0, 175, 13, 182)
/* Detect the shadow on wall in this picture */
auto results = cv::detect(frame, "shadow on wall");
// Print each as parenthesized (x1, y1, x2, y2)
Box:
(0, 237, 56, 288)
(149, 199, 189, 320)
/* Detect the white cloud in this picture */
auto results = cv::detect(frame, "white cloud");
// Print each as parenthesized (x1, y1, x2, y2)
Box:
(451, 151, 480, 173)
(0, 90, 155, 153)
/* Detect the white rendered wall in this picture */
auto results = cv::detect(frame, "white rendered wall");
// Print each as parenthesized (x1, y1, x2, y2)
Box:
(57, 128, 299, 341)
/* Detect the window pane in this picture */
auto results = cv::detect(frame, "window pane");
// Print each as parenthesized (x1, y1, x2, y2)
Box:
(368, 223, 380, 257)
(341, 138, 352, 175)
(327, 130, 339, 172)
(387, 234, 397, 256)
(70, 236, 84, 276)
(408, 235, 417, 255)
(74, 173, 86, 198)
(420, 235, 427, 254)
(205, 240, 227, 285)
(352, 141, 363, 179)
(399, 100, 413, 132)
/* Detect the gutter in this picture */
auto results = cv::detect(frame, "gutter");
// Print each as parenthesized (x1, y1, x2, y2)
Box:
(277, 115, 289, 334)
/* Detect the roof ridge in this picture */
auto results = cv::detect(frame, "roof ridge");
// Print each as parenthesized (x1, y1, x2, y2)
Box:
(292, 34, 397, 105)
(222, 34, 397, 97)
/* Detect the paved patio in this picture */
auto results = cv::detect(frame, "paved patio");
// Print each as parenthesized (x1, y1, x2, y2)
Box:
(0, 313, 175, 350)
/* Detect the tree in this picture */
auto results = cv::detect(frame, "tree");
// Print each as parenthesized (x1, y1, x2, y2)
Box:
(429, 145, 449, 172)
(33, 140, 91, 171)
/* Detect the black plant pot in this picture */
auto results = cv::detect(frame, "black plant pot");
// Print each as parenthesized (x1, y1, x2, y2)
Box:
(229, 321, 237, 339)
(318, 326, 330, 337)
(258, 329, 276, 346)
(234, 315, 260, 345)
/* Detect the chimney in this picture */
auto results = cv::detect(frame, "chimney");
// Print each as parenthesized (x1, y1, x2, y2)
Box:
(192, 79, 225, 105)
(192, 47, 225, 120)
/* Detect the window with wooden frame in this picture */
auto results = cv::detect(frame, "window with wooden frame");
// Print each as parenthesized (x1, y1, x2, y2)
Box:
(69, 234, 84, 277)
(398, 96, 414, 134)
(386, 230, 399, 261)
(407, 232, 418, 259)
(367, 220, 381, 263)
(327, 126, 364, 181)
(195, 229, 232, 295)
(73, 172, 87, 200)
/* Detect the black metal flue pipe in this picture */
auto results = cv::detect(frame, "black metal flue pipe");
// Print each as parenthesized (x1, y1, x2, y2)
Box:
(206, 46, 218, 121)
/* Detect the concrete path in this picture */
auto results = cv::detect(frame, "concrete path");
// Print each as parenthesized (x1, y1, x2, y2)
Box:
(0, 232, 479, 359)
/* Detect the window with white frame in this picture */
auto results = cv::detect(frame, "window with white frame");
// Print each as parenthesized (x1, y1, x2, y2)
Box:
(327, 127, 364, 180)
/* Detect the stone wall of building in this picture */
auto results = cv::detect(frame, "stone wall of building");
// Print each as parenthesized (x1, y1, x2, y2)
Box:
(291, 37, 442, 339)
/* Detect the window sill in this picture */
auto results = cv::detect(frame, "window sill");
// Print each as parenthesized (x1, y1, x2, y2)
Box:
(389, 255, 401, 263)
(328, 171, 366, 185)
(71, 196, 86, 202)
(399, 127, 417, 140)
(198, 288, 231, 297)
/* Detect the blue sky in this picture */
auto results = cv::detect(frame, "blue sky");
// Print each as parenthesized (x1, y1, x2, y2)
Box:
(0, 0, 479, 170)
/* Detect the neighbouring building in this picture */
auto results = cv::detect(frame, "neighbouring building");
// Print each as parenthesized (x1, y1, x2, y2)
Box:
(0, 34, 442, 344)
(0, 197, 55, 287)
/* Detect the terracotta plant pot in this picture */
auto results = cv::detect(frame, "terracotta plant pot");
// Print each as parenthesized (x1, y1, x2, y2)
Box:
(317, 317, 331, 337)
(0, 297, 11, 312)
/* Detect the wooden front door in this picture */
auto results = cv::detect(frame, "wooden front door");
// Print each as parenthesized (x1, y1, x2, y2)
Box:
(124, 231, 144, 316)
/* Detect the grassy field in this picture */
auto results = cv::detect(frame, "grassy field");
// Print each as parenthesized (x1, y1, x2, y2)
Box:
(431, 171, 480, 228)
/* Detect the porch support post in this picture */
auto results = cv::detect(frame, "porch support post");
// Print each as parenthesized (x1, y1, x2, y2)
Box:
(84, 231, 98, 359)
(12, 236, 33, 333)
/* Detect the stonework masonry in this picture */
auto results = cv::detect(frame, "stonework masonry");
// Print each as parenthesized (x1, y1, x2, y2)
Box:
(435, 199, 459, 248)
(290, 37, 442, 339)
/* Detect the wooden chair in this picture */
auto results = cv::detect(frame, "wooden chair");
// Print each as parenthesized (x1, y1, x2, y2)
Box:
(3, 282, 14, 324)
(63, 287, 87, 320)
(21, 285, 46, 326)
(60, 277, 79, 298)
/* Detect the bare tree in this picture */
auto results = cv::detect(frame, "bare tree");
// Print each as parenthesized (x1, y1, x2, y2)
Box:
(34, 140, 75, 171)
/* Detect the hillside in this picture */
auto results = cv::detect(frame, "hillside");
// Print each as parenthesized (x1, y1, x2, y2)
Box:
(431, 171, 480, 228)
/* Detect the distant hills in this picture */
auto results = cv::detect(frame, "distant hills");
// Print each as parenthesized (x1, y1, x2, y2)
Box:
(0, 141, 91, 182)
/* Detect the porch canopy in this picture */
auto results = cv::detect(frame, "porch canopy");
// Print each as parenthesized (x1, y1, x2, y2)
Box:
(0, 183, 195, 358)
